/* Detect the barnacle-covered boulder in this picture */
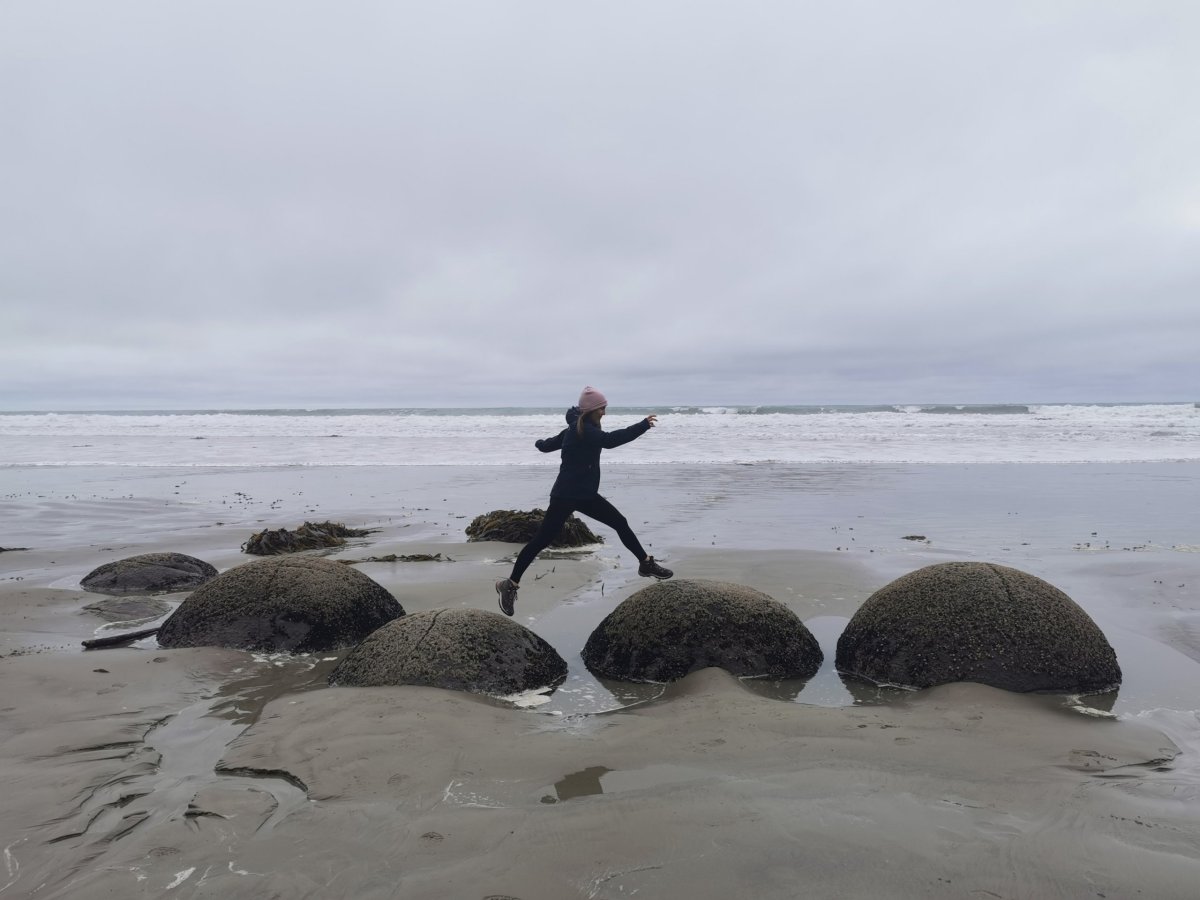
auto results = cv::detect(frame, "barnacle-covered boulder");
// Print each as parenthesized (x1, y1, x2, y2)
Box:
(80, 552, 218, 595)
(465, 509, 602, 546)
(835, 562, 1121, 693)
(157, 556, 403, 652)
(329, 608, 567, 695)
(582, 579, 823, 682)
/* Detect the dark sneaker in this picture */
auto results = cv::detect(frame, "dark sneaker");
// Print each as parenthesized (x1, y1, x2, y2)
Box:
(495, 578, 519, 616)
(638, 557, 673, 580)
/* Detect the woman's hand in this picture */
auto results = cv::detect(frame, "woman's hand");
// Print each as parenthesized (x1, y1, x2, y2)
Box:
(645, 415, 658, 427)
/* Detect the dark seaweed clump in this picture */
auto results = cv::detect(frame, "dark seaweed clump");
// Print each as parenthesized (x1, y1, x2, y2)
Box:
(338, 553, 452, 564)
(242, 521, 374, 556)
(464, 509, 602, 547)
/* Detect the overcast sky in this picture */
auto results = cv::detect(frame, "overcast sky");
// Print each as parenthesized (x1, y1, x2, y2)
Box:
(3, 1, 1198, 410)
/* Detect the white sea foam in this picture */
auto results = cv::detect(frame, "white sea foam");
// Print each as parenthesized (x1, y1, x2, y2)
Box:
(1, 403, 1197, 467)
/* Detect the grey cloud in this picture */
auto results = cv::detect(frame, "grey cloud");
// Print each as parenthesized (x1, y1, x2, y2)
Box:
(3, 1, 1198, 409)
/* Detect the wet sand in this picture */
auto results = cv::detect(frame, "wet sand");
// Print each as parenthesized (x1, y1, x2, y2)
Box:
(2, 463, 1200, 897)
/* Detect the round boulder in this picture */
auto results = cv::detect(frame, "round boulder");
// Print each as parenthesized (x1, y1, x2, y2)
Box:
(80, 552, 218, 595)
(835, 562, 1121, 693)
(582, 579, 823, 682)
(329, 608, 567, 695)
(157, 556, 403, 653)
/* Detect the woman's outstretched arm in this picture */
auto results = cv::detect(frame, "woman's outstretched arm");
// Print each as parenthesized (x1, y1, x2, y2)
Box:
(535, 429, 567, 453)
(584, 415, 656, 449)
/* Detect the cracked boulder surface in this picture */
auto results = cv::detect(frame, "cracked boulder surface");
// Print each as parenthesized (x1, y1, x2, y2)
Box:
(80, 552, 218, 595)
(157, 556, 404, 653)
(835, 561, 1122, 693)
(328, 608, 568, 695)
(582, 579, 823, 683)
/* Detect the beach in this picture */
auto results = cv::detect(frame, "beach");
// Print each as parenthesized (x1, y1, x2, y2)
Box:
(6, 0, 1199, 887)
(3, 461, 1200, 898)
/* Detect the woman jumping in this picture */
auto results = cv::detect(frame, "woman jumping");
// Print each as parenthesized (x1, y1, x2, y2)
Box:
(495, 386, 673, 616)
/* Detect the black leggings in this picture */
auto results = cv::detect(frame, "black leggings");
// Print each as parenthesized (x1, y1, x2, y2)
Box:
(510, 494, 647, 583)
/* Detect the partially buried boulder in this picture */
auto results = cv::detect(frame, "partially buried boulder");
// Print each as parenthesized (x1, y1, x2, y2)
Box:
(835, 561, 1121, 693)
(80, 552, 218, 595)
(329, 608, 567, 695)
(582, 579, 823, 682)
(465, 509, 602, 547)
(157, 556, 403, 653)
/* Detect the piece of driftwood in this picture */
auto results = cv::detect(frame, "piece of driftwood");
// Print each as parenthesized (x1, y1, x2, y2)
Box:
(242, 521, 374, 555)
(82, 627, 161, 650)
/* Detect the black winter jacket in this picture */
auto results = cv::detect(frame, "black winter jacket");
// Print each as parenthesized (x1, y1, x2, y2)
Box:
(535, 407, 651, 499)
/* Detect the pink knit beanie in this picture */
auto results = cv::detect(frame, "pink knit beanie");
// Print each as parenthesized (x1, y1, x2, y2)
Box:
(577, 385, 608, 414)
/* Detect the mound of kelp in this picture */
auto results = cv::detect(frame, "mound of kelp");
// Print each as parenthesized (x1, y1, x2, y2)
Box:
(465, 509, 602, 547)
(338, 553, 452, 564)
(242, 521, 374, 555)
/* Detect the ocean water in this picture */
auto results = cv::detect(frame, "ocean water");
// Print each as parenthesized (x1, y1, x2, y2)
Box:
(1, 403, 1198, 467)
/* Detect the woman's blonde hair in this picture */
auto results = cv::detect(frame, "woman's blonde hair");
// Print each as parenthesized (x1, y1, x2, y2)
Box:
(576, 407, 604, 438)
